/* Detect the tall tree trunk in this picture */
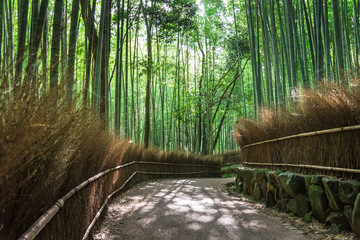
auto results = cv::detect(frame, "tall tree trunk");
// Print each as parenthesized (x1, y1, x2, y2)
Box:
(269, 0, 284, 105)
(332, 0, 345, 84)
(232, 0, 247, 116)
(314, 0, 324, 82)
(289, 1, 309, 87)
(323, 0, 332, 81)
(66, 0, 80, 101)
(83, 0, 96, 105)
(15, 0, 30, 86)
(301, 0, 315, 75)
(60, 0, 68, 84)
(0, 0, 3, 77)
(25, 0, 49, 84)
(102, 0, 110, 129)
(93, 0, 107, 113)
(246, 0, 262, 110)
(124, 0, 130, 136)
(41, 6, 48, 90)
(341, 0, 351, 73)
(285, 0, 297, 88)
(276, 0, 289, 99)
(353, 0, 360, 73)
(261, 0, 274, 107)
(4, 0, 14, 89)
(50, 0, 63, 91)
(144, 18, 152, 148)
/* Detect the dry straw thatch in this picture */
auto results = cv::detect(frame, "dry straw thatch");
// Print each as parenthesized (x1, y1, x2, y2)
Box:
(232, 81, 360, 179)
(0, 83, 221, 239)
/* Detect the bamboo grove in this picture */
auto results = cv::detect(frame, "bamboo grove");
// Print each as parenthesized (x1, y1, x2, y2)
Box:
(246, 0, 360, 111)
(1, 0, 360, 154)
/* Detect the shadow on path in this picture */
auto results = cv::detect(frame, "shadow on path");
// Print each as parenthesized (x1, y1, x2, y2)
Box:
(93, 178, 308, 240)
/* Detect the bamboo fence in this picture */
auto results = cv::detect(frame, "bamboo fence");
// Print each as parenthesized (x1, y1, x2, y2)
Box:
(239, 124, 360, 177)
(242, 162, 360, 174)
(241, 124, 360, 150)
(18, 161, 220, 240)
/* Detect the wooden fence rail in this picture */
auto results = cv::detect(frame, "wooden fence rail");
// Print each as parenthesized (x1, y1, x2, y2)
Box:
(18, 161, 219, 240)
(240, 124, 360, 179)
(242, 124, 360, 150)
(242, 162, 360, 174)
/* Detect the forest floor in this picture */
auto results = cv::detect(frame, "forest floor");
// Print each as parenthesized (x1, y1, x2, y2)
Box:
(93, 178, 318, 240)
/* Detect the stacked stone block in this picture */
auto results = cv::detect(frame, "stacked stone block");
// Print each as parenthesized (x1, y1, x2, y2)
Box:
(234, 167, 360, 236)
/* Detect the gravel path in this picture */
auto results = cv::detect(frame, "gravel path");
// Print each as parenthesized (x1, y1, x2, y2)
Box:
(93, 178, 308, 240)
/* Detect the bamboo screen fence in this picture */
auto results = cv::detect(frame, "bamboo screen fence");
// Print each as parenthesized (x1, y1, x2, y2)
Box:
(240, 125, 360, 179)
(18, 160, 220, 240)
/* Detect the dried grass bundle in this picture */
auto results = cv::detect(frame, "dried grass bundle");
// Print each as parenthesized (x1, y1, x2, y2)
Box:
(0, 84, 130, 239)
(0, 82, 221, 239)
(233, 81, 360, 179)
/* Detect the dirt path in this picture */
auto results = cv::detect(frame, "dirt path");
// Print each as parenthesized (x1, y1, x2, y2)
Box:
(93, 178, 308, 240)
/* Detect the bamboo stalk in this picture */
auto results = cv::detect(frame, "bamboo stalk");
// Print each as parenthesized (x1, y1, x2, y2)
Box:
(242, 124, 360, 150)
(242, 162, 360, 174)
(19, 161, 219, 240)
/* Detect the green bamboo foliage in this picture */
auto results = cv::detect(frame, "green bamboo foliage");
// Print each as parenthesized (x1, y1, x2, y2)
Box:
(4, 0, 360, 154)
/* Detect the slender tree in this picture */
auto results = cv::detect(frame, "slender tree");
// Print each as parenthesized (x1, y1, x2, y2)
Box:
(269, 0, 284, 104)
(50, 0, 64, 90)
(15, 0, 30, 86)
(332, 0, 345, 84)
(66, 0, 80, 101)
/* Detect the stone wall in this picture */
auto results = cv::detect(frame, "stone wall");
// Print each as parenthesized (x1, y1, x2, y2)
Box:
(234, 167, 360, 236)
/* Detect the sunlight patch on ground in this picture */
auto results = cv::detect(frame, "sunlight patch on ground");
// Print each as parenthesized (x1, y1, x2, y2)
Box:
(187, 222, 202, 231)
(216, 215, 236, 225)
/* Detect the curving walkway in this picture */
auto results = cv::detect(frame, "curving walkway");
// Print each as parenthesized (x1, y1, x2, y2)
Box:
(93, 178, 308, 240)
